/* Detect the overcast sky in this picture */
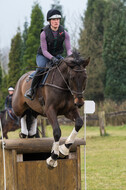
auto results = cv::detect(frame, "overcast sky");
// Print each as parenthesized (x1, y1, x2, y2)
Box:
(0, 0, 88, 49)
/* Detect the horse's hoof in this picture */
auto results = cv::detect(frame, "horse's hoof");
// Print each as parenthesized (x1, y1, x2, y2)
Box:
(59, 151, 67, 158)
(59, 144, 69, 158)
(28, 135, 35, 138)
(46, 157, 57, 169)
(19, 133, 27, 138)
(46, 163, 55, 170)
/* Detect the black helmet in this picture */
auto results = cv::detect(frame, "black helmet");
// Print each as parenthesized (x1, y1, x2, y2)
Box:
(47, 9, 62, 21)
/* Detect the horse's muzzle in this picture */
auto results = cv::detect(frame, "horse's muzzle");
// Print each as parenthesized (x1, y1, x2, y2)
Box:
(74, 97, 84, 108)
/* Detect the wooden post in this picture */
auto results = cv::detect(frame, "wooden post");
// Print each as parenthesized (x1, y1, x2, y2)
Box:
(98, 111, 106, 136)
(0, 138, 85, 190)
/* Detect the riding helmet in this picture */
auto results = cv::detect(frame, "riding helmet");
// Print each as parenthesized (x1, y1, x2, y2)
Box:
(8, 87, 14, 91)
(47, 9, 62, 21)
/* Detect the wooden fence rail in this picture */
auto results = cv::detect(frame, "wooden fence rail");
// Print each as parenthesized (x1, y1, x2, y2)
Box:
(86, 110, 126, 121)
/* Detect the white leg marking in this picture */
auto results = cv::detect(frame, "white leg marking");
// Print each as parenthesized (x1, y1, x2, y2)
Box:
(46, 157, 58, 168)
(65, 127, 78, 144)
(59, 144, 69, 156)
(59, 128, 78, 156)
(21, 115, 28, 136)
(51, 141, 59, 156)
(28, 118, 37, 136)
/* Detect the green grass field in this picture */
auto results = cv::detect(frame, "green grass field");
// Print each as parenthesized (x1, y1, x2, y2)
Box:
(1, 124, 126, 190)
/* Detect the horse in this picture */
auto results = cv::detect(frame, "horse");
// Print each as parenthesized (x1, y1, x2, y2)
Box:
(0, 109, 20, 139)
(12, 51, 90, 169)
(0, 109, 40, 139)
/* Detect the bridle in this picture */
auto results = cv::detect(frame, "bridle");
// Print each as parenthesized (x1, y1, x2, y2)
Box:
(62, 66, 86, 97)
(45, 63, 87, 98)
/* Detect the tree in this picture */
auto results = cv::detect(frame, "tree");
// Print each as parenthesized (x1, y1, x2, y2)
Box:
(0, 63, 2, 89)
(23, 3, 44, 70)
(79, 0, 106, 102)
(0, 74, 8, 110)
(8, 27, 22, 87)
(103, 0, 126, 102)
(0, 47, 9, 75)
(21, 19, 29, 75)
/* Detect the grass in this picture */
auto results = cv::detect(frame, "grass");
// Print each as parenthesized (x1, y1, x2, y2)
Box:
(1, 125, 126, 190)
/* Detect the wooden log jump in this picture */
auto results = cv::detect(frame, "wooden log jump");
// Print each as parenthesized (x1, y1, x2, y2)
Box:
(0, 138, 85, 190)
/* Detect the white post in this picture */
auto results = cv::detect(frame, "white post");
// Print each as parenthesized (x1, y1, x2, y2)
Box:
(84, 101, 95, 190)
(84, 112, 87, 190)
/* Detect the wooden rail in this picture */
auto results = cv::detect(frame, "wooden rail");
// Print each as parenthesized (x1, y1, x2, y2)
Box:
(86, 110, 126, 121)
(1, 137, 85, 154)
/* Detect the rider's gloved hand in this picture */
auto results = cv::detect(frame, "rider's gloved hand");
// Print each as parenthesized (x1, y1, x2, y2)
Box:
(51, 57, 59, 66)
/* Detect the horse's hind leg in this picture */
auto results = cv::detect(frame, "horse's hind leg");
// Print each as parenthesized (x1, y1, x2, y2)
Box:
(20, 115, 28, 138)
(59, 110, 83, 157)
(28, 116, 37, 137)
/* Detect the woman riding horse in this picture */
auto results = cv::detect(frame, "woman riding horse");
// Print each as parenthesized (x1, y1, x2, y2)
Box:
(25, 9, 72, 100)
(12, 51, 90, 169)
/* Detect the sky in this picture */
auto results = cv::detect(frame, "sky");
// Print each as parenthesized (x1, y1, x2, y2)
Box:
(0, 0, 88, 49)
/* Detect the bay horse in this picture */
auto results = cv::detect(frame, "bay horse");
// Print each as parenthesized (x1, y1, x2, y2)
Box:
(0, 109, 20, 139)
(0, 109, 40, 139)
(12, 51, 90, 169)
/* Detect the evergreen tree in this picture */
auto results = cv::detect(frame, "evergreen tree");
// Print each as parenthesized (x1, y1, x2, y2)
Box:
(103, 0, 126, 102)
(0, 74, 8, 109)
(0, 63, 2, 87)
(8, 27, 22, 87)
(22, 19, 29, 52)
(21, 19, 29, 75)
(79, 0, 106, 102)
(23, 3, 44, 70)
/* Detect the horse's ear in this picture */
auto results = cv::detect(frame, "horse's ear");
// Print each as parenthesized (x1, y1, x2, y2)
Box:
(82, 57, 90, 67)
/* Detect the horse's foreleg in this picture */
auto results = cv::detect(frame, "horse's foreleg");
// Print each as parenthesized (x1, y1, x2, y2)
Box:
(59, 111, 83, 157)
(46, 107, 61, 169)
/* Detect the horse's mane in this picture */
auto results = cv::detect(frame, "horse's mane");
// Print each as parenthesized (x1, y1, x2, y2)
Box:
(64, 50, 84, 67)
(71, 50, 81, 60)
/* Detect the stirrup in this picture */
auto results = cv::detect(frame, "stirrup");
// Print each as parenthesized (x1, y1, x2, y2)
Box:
(24, 89, 34, 100)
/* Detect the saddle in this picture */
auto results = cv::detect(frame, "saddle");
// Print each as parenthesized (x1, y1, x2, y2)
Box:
(28, 69, 49, 86)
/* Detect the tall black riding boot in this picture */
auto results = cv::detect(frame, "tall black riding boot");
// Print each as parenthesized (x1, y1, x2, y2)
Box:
(24, 69, 45, 100)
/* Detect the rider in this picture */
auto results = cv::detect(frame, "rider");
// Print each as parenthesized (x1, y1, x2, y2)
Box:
(5, 87, 14, 111)
(24, 9, 72, 100)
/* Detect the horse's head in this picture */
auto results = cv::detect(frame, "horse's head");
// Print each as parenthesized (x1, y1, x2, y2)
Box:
(64, 51, 90, 108)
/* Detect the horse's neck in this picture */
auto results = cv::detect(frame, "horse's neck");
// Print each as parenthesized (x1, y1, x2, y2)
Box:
(48, 63, 68, 87)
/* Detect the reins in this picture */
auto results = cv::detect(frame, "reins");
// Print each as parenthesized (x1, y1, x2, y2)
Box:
(26, 60, 86, 97)
(45, 62, 86, 97)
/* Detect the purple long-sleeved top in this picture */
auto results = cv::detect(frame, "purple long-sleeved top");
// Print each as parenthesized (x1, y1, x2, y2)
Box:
(40, 30, 72, 60)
